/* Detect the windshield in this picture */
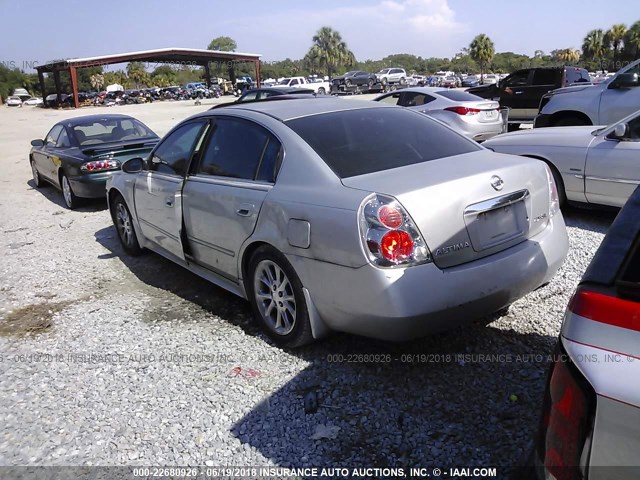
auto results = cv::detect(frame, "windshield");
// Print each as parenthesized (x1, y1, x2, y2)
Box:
(378, 69, 391, 74)
(277, 79, 291, 85)
(287, 107, 480, 178)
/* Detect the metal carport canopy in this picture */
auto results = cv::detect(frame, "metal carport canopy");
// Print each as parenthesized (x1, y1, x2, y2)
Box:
(35, 47, 262, 108)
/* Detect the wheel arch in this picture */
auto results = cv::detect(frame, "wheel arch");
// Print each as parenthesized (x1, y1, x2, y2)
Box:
(549, 110, 593, 126)
(521, 154, 567, 204)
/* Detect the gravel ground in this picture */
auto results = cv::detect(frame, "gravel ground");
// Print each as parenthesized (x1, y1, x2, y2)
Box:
(0, 99, 617, 478)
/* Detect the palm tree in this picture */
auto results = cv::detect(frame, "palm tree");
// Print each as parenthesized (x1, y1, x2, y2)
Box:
(556, 48, 580, 64)
(582, 29, 607, 64)
(90, 73, 104, 92)
(469, 34, 495, 83)
(605, 24, 627, 65)
(307, 27, 355, 78)
(623, 21, 640, 60)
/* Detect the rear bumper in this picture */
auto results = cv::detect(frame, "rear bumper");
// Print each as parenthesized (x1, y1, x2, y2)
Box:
(290, 214, 568, 341)
(533, 114, 553, 128)
(68, 171, 116, 199)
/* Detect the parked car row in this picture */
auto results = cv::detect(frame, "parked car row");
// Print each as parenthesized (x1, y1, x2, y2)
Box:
(26, 88, 640, 479)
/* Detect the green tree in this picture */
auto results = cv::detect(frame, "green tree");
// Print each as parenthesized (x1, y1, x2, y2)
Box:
(207, 36, 237, 52)
(90, 73, 104, 92)
(623, 20, 640, 60)
(582, 29, 607, 68)
(307, 26, 356, 78)
(469, 34, 495, 82)
(605, 24, 627, 65)
(555, 48, 580, 65)
(126, 62, 149, 88)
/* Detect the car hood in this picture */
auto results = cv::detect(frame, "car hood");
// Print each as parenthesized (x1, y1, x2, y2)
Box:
(484, 126, 601, 148)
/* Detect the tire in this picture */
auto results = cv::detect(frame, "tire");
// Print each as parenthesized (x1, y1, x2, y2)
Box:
(60, 174, 80, 209)
(110, 193, 143, 255)
(345, 79, 352, 87)
(31, 160, 43, 188)
(553, 116, 588, 127)
(247, 246, 313, 348)
(367, 79, 374, 90)
(317, 87, 325, 95)
(381, 77, 388, 86)
(399, 77, 406, 85)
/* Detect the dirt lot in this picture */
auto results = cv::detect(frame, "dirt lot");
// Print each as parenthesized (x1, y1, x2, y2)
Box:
(0, 98, 615, 477)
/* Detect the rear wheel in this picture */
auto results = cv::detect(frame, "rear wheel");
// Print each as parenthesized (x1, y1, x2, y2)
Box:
(111, 193, 143, 255)
(345, 79, 352, 87)
(549, 165, 567, 208)
(61, 174, 79, 209)
(399, 77, 406, 85)
(247, 246, 313, 348)
(317, 87, 325, 95)
(367, 79, 374, 89)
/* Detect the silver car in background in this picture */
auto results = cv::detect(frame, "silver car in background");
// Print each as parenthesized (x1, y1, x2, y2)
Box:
(374, 87, 503, 141)
(106, 98, 568, 348)
(523, 186, 640, 480)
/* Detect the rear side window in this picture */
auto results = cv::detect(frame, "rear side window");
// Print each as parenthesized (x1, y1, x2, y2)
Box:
(532, 69, 558, 86)
(287, 108, 480, 178)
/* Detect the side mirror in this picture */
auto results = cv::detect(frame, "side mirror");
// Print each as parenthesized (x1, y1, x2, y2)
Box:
(122, 157, 144, 173)
(609, 72, 639, 89)
(610, 123, 628, 139)
(31, 139, 44, 147)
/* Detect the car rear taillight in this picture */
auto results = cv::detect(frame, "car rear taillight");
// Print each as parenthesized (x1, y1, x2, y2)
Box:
(359, 194, 431, 267)
(536, 343, 595, 480)
(445, 106, 481, 115)
(568, 288, 640, 332)
(545, 165, 560, 217)
(81, 159, 121, 172)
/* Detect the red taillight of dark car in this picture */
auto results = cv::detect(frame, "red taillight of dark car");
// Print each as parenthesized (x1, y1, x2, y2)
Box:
(536, 343, 596, 480)
(444, 106, 481, 115)
(81, 159, 121, 172)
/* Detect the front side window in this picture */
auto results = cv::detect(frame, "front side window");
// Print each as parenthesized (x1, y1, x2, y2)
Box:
(197, 117, 278, 181)
(503, 71, 529, 88)
(401, 92, 435, 107)
(532, 69, 558, 86)
(376, 93, 401, 105)
(150, 121, 206, 177)
(45, 125, 64, 146)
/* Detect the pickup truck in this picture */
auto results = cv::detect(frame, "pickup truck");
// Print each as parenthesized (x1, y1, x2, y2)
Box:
(467, 66, 591, 129)
(534, 58, 640, 128)
(272, 76, 331, 95)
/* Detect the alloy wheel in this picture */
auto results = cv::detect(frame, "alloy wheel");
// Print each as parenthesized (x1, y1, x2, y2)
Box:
(253, 260, 296, 335)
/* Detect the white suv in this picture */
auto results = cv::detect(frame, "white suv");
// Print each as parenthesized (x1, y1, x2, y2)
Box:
(375, 68, 407, 85)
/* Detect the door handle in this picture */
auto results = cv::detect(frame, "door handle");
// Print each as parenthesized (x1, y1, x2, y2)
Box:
(165, 196, 174, 207)
(515, 91, 524, 95)
(236, 203, 256, 217)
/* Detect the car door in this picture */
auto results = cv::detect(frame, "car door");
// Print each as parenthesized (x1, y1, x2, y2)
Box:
(182, 116, 281, 280)
(133, 120, 209, 261)
(499, 70, 532, 120)
(33, 125, 64, 182)
(598, 63, 640, 125)
(584, 114, 640, 207)
(527, 69, 561, 116)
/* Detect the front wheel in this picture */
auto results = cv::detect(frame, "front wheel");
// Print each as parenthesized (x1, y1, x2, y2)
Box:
(399, 77, 406, 85)
(247, 246, 314, 348)
(111, 193, 143, 255)
(61, 174, 80, 209)
(317, 87, 326, 95)
(345, 79, 352, 87)
(31, 161, 43, 188)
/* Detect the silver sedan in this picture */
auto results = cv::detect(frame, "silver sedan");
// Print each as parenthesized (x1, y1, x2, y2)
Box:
(375, 87, 503, 141)
(107, 98, 568, 348)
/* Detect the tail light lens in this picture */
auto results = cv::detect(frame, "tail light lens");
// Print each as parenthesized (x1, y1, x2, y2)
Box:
(445, 106, 481, 115)
(359, 194, 431, 267)
(536, 343, 595, 480)
(568, 288, 640, 332)
(81, 159, 121, 172)
(545, 165, 560, 217)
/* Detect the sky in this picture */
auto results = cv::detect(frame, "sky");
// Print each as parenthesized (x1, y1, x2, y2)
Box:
(0, 0, 637, 69)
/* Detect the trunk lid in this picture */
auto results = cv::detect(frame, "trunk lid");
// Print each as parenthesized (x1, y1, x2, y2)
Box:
(342, 150, 551, 268)
(83, 140, 158, 162)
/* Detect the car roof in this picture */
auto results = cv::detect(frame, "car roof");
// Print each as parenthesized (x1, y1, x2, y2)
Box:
(378, 86, 452, 95)
(201, 97, 389, 121)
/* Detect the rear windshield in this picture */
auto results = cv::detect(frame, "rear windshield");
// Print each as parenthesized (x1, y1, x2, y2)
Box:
(286, 107, 480, 178)
(435, 90, 481, 102)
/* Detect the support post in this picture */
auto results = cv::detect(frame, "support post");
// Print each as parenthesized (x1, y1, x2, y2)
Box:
(53, 70, 62, 106)
(69, 66, 79, 108)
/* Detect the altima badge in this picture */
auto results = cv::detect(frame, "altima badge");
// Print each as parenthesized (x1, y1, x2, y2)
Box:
(491, 175, 504, 191)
